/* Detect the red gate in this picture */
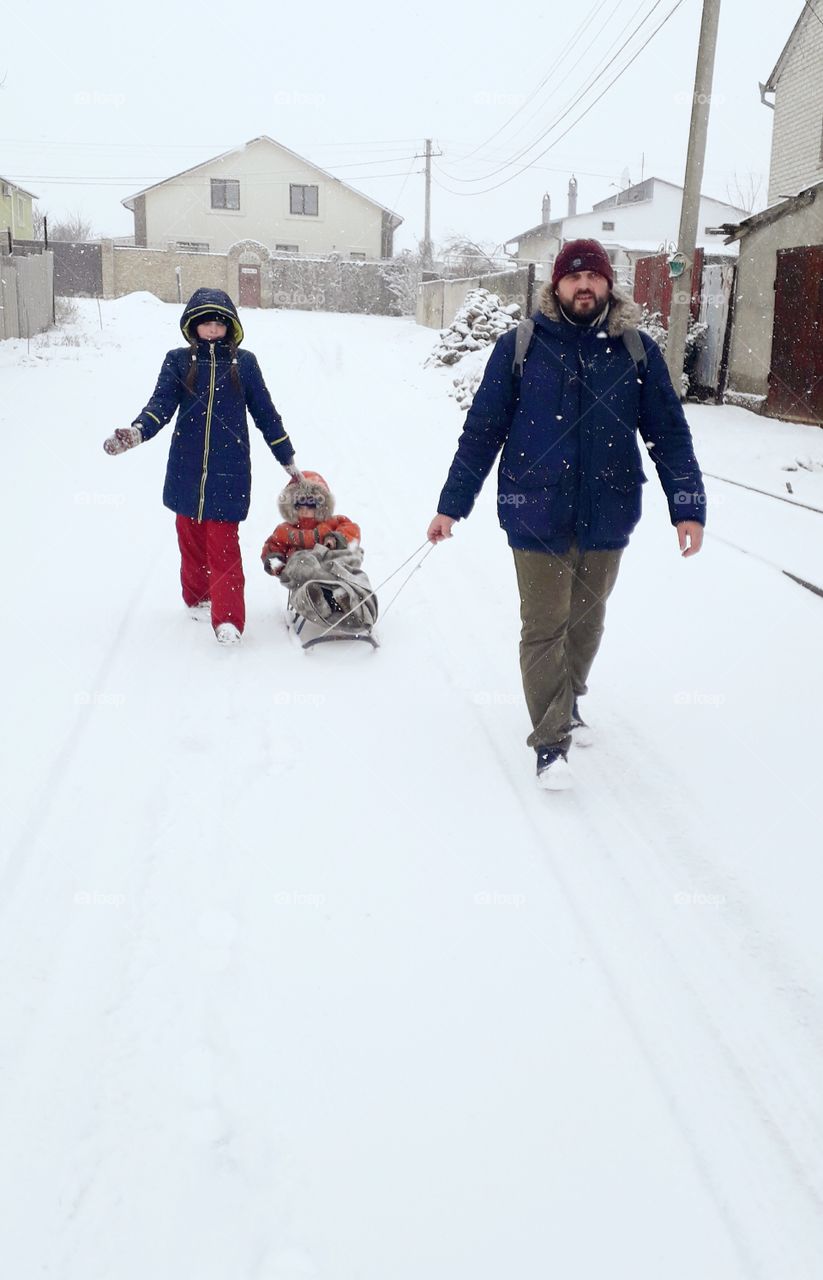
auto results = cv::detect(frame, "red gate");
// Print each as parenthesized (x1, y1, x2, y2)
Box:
(765, 245, 823, 425)
(238, 264, 261, 308)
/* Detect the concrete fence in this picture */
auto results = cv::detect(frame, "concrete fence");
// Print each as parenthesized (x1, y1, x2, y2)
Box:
(0, 250, 54, 339)
(416, 266, 534, 329)
(101, 240, 407, 315)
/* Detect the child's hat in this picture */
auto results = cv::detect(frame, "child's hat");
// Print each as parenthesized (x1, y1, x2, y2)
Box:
(278, 471, 335, 523)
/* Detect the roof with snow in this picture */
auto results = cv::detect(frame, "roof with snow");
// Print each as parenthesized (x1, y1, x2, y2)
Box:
(1, 175, 38, 200)
(764, 5, 815, 91)
(722, 179, 823, 243)
(121, 136, 403, 226)
(504, 219, 562, 247)
(593, 176, 747, 217)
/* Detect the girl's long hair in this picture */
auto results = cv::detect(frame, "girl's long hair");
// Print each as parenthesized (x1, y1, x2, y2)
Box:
(184, 335, 242, 395)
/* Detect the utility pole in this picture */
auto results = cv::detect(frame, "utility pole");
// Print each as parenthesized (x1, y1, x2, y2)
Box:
(417, 138, 442, 272)
(665, 0, 722, 396)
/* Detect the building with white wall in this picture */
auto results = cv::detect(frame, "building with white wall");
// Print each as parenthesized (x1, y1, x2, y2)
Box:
(505, 177, 746, 284)
(122, 136, 402, 261)
(762, 5, 823, 205)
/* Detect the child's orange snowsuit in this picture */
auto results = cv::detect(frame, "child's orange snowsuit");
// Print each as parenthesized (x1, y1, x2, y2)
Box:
(261, 471, 360, 575)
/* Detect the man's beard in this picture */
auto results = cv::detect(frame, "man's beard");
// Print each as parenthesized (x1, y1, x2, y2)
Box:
(570, 291, 599, 316)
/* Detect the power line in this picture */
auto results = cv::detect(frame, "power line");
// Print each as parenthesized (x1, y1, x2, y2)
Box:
(489, 0, 656, 154)
(433, 0, 689, 197)
(436, 0, 669, 185)
(458, 0, 613, 161)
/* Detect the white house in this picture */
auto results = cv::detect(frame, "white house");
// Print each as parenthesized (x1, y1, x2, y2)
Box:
(505, 177, 747, 283)
(761, 4, 823, 205)
(122, 136, 402, 260)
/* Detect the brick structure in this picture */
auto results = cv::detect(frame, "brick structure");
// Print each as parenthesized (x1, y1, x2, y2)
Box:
(763, 6, 823, 204)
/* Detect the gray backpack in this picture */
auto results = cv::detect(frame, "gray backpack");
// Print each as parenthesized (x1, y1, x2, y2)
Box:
(512, 317, 648, 382)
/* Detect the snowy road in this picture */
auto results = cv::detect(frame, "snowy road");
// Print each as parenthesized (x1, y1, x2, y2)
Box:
(1, 298, 822, 1279)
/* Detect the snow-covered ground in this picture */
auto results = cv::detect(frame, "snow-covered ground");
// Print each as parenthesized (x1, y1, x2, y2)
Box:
(1, 297, 822, 1279)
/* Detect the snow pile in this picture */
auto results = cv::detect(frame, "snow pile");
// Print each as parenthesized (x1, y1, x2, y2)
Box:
(425, 288, 521, 368)
(449, 344, 495, 412)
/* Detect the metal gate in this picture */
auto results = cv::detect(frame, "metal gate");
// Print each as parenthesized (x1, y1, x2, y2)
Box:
(238, 264, 261, 307)
(765, 245, 823, 424)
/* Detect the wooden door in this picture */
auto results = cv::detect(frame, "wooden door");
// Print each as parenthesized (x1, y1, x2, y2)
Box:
(766, 245, 823, 424)
(238, 264, 261, 307)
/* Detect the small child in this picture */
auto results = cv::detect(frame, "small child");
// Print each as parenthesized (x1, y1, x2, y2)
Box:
(261, 472, 360, 581)
(103, 287, 300, 645)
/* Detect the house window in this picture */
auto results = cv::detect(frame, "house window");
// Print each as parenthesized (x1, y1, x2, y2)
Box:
(210, 179, 240, 210)
(602, 220, 615, 231)
(275, 243, 300, 253)
(350, 251, 367, 260)
(290, 184, 319, 216)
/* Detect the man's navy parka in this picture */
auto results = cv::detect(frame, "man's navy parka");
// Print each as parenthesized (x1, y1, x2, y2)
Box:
(437, 286, 706, 552)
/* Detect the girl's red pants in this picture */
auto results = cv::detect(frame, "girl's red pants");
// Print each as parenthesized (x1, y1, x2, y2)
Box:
(175, 514, 245, 633)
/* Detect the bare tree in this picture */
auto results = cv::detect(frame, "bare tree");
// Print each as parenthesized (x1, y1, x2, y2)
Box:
(438, 233, 506, 278)
(726, 171, 764, 215)
(48, 210, 96, 242)
(31, 202, 47, 241)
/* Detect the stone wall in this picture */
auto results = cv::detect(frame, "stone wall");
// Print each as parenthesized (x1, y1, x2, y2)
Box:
(100, 240, 404, 315)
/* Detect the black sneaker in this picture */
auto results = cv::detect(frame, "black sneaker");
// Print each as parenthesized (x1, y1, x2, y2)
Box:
(535, 745, 573, 790)
(570, 697, 593, 748)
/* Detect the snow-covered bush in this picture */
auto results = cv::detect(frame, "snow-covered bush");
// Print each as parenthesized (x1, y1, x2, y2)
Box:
(637, 306, 708, 399)
(380, 252, 422, 316)
(425, 287, 521, 368)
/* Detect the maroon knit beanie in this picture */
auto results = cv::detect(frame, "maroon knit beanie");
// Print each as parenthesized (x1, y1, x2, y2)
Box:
(552, 239, 614, 289)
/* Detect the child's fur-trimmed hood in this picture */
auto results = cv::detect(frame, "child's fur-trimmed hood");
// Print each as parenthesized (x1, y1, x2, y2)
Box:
(278, 471, 335, 523)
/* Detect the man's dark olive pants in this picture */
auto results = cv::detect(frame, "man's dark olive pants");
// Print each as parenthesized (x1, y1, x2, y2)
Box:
(512, 544, 623, 753)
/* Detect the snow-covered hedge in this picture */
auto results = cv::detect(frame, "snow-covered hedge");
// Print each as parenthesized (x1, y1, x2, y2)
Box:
(425, 288, 521, 368)
(637, 307, 707, 399)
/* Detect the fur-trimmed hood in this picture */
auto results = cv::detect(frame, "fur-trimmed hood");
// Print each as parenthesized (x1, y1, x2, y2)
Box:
(537, 282, 641, 337)
(278, 471, 335, 523)
(180, 288, 244, 345)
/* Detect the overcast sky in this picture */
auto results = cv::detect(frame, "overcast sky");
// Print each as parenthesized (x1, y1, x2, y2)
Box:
(1, 0, 801, 250)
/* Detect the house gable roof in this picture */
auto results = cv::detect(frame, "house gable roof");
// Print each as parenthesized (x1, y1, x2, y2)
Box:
(121, 135, 402, 226)
(765, 5, 813, 91)
(722, 179, 823, 242)
(0, 175, 38, 200)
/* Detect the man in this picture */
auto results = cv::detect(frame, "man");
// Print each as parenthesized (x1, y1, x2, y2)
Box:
(427, 238, 705, 790)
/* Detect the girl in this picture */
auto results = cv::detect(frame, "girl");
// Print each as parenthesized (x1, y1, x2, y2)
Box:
(104, 288, 301, 644)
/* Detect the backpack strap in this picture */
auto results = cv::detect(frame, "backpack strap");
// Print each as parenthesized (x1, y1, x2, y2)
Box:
(622, 326, 648, 374)
(512, 317, 535, 381)
(512, 317, 647, 387)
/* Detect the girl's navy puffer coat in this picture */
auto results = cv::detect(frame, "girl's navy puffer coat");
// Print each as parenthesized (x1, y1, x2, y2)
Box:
(132, 289, 294, 523)
(437, 288, 706, 553)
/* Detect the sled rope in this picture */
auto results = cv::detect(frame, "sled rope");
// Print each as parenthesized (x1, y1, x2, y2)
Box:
(309, 539, 435, 640)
